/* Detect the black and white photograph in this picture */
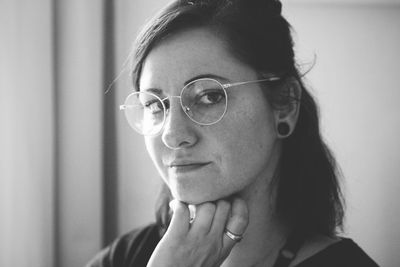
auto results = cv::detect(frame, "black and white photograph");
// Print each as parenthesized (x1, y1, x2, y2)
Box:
(1, 0, 399, 266)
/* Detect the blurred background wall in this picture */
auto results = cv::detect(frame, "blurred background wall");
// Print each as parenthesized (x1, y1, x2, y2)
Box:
(1, 0, 399, 266)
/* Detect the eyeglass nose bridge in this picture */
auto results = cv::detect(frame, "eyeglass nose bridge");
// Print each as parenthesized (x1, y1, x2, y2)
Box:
(162, 95, 192, 117)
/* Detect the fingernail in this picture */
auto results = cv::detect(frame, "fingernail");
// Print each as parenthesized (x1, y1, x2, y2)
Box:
(188, 204, 196, 223)
(169, 199, 178, 211)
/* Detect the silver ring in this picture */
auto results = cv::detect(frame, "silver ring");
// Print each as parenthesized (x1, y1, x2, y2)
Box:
(224, 228, 243, 242)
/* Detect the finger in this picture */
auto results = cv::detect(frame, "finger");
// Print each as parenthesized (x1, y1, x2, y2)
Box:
(222, 198, 249, 249)
(209, 200, 231, 235)
(188, 204, 196, 223)
(190, 202, 216, 235)
(166, 200, 190, 237)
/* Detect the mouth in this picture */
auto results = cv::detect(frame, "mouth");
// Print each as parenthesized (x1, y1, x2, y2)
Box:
(169, 162, 211, 173)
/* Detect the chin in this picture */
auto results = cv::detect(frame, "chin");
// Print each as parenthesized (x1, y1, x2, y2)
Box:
(173, 193, 209, 205)
(173, 189, 233, 205)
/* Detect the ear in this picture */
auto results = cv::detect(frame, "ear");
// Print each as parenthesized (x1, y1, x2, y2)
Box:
(274, 77, 302, 138)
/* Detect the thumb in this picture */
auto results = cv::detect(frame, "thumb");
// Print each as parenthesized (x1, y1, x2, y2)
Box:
(165, 200, 191, 238)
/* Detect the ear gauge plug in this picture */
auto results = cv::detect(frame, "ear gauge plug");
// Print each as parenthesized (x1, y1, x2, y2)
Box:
(277, 122, 291, 138)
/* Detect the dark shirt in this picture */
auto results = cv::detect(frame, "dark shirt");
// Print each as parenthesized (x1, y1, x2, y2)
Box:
(86, 223, 379, 267)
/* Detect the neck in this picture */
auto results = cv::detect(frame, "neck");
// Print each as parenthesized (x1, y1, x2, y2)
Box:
(222, 150, 291, 267)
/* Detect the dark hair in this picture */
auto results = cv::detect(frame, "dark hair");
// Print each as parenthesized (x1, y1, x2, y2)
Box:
(131, 0, 344, 237)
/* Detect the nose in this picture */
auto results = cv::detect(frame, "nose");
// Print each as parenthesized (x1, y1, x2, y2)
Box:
(161, 97, 198, 150)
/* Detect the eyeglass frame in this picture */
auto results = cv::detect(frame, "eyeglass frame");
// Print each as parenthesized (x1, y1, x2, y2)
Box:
(120, 76, 281, 136)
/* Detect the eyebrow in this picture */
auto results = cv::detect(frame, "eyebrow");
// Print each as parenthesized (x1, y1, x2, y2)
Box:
(184, 73, 229, 85)
(141, 73, 230, 94)
(142, 87, 163, 95)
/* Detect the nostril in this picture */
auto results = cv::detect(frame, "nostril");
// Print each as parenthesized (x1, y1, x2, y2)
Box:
(179, 140, 191, 147)
(163, 139, 192, 150)
(161, 118, 198, 150)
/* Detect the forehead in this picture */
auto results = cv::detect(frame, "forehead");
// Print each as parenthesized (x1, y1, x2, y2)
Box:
(139, 27, 257, 92)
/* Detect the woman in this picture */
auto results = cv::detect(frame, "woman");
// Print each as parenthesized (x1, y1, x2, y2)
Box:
(87, 0, 379, 266)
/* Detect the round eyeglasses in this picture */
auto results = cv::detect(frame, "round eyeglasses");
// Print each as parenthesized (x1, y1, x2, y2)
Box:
(120, 76, 280, 136)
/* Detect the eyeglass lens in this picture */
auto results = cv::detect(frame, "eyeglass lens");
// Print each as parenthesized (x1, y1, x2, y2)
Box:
(122, 79, 228, 135)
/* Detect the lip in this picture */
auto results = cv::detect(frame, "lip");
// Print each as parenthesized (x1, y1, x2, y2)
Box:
(169, 162, 211, 173)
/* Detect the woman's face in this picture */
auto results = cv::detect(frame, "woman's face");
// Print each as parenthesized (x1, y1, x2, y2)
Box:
(140, 28, 281, 204)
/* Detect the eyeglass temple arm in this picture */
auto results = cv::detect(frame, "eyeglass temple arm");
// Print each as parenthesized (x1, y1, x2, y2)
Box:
(222, 76, 280, 89)
(119, 95, 182, 111)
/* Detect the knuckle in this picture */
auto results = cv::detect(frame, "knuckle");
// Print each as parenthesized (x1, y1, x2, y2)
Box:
(232, 199, 248, 216)
(216, 200, 231, 215)
(233, 213, 248, 228)
(172, 202, 190, 219)
(174, 203, 186, 213)
(217, 199, 230, 209)
(201, 202, 217, 213)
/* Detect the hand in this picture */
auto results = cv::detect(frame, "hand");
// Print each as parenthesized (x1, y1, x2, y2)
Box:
(147, 198, 249, 267)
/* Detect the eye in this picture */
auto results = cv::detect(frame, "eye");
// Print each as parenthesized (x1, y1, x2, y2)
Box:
(144, 99, 163, 114)
(196, 89, 225, 105)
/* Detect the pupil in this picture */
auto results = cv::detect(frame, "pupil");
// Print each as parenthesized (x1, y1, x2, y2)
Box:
(207, 92, 221, 103)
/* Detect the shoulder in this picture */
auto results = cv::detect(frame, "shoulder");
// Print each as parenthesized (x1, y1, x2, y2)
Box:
(295, 237, 380, 267)
(85, 223, 162, 267)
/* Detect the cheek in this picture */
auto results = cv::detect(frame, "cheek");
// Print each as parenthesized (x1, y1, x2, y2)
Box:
(216, 103, 278, 182)
(224, 124, 274, 165)
(145, 137, 167, 176)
